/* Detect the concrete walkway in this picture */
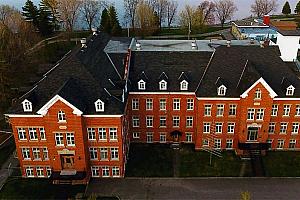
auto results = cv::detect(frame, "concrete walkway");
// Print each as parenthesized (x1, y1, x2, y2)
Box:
(87, 177, 300, 200)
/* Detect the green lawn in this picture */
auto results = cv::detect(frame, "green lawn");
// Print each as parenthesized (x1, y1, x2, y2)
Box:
(125, 143, 174, 177)
(0, 178, 85, 199)
(263, 151, 300, 177)
(179, 148, 242, 177)
(156, 26, 227, 36)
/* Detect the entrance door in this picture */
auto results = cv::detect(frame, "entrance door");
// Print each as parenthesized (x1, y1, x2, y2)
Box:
(247, 127, 258, 141)
(61, 155, 75, 169)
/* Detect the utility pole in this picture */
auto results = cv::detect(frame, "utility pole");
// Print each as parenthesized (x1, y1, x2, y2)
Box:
(188, 21, 191, 40)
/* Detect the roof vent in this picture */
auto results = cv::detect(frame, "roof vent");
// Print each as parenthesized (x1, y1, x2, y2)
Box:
(191, 41, 198, 50)
(260, 40, 264, 48)
(81, 38, 87, 48)
(92, 28, 98, 36)
(226, 40, 231, 47)
(250, 38, 255, 44)
(136, 42, 141, 50)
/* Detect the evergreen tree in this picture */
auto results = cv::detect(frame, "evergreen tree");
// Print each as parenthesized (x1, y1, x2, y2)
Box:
(40, 0, 60, 31)
(108, 6, 122, 36)
(100, 8, 111, 34)
(22, 0, 39, 28)
(38, 2, 54, 36)
(282, 1, 291, 15)
(295, 1, 300, 14)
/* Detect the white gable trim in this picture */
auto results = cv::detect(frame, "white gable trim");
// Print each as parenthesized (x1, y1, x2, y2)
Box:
(37, 94, 83, 116)
(4, 114, 43, 118)
(240, 77, 277, 98)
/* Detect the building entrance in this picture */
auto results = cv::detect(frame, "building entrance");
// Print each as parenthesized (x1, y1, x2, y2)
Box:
(61, 155, 75, 170)
(247, 127, 259, 141)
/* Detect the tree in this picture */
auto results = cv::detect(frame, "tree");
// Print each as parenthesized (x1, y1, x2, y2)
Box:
(40, 0, 60, 30)
(109, 6, 122, 36)
(198, 1, 216, 25)
(81, 0, 106, 31)
(57, 0, 82, 31)
(251, 0, 278, 17)
(22, 0, 39, 28)
(282, 1, 291, 15)
(166, 0, 178, 29)
(124, 0, 139, 30)
(38, 2, 54, 36)
(150, 0, 168, 30)
(136, 0, 159, 36)
(0, 5, 20, 29)
(215, 0, 237, 27)
(100, 8, 111, 33)
(295, 1, 300, 14)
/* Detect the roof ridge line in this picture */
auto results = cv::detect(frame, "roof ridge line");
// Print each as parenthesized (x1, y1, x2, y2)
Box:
(105, 52, 123, 80)
(236, 59, 249, 89)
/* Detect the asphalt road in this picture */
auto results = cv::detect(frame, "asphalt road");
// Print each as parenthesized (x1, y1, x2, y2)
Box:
(87, 177, 300, 200)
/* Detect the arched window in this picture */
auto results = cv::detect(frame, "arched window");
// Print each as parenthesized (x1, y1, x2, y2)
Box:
(22, 99, 32, 112)
(58, 110, 66, 122)
(286, 85, 295, 96)
(159, 80, 167, 90)
(217, 85, 227, 96)
(180, 80, 188, 90)
(254, 89, 261, 99)
(95, 99, 104, 112)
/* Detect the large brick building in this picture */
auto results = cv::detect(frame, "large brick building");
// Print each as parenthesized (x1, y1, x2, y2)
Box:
(5, 31, 300, 183)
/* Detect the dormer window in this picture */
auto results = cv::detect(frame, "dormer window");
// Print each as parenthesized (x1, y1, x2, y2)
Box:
(180, 80, 188, 90)
(138, 79, 146, 90)
(286, 85, 295, 96)
(58, 110, 66, 122)
(159, 80, 167, 90)
(22, 99, 32, 112)
(254, 89, 261, 99)
(95, 99, 104, 112)
(217, 85, 227, 96)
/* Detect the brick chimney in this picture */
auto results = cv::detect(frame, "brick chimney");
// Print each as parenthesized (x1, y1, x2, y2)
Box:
(263, 15, 270, 26)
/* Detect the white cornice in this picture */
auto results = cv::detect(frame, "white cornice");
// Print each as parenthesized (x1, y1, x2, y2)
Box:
(4, 114, 43, 118)
(83, 115, 123, 118)
(129, 92, 195, 95)
(197, 97, 240, 100)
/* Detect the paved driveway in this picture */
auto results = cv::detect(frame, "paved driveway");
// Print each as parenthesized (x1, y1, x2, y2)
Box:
(87, 177, 300, 200)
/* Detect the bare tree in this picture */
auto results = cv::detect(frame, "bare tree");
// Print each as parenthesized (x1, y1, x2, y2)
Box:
(57, 0, 82, 31)
(149, 0, 168, 29)
(251, 0, 278, 17)
(198, 1, 216, 25)
(124, 0, 140, 30)
(81, 0, 106, 30)
(136, 0, 158, 35)
(215, 0, 237, 27)
(166, 0, 177, 29)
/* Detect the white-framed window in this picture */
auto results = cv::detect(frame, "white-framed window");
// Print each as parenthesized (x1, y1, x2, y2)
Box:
(186, 133, 192, 142)
(146, 116, 153, 127)
(159, 80, 167, 90)
(132, 98, 139, 110)
(89, 147, 98, 160)
(98, 128, 107, 140)
(111, 148, 119, 160)
(203, 122, 210, 134)
(186, 116, 193, 127)
(109, 128, 117, 141)
(180, 80, 188, 90)
(160, 133, 166, 143)
(277, 139, 284, 149)
(296, 105, 300, 116)
(21, 148, 30, 160)
(112, 166, 120, 177)
(25, 166, 34, 177)
(216, 104, 224, 117)
(268, 122, 276, 134)
(217, 85, 226, 96)
(172, 116, 180, 127)
(22, 99, 32, 112)
(66, 133, 75, 146)
(254, 89, 261, 99)
(229, 104, 237, 116)
(46, 166, 51, 177)
(280, 122, 288, 134)
(159, 99, 166, 110)
(146, 99, 153, 110)
(138, 79, 146, 90)
(283, 105, 291, 116)
(57, 110, 66, 122)
(204, 105, 212, 116)
(289, 139, 296, 149)
(102, 166, 110, 177)
(146, 132, 153, 143)
(100, 148, 108, 160)
(160, 116, 166, 127)
(271, 105, 278, 116)
(215, 122, 223, 134)
(214, 139, 221, 149)
(227, 122, 235, 134)
(18, 128, 27, 140)
(36, 166, 44, 177)
(173, 99, 180, 110)
(29, 128, 38, 141)
(286, 85, 295, 96)
(226, 139, 233, 149)
(32, 148, 41, 160)
(187, 99, 194, 110)
(256, 108, 264, 120)
(202, 139, 209, 147)
(39, 128, 46, 140)
(91, 166, 100, 177)
(87, 128, 96, 140)
(43, 147, 49, 160)
(292, 122, 299, 134)
(132, 116, 140, 127)
(133, 132, 140, 139)
(247, 108, 255, 120)
(55, 133, 64, 146)
(95, 99, 104, 112)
